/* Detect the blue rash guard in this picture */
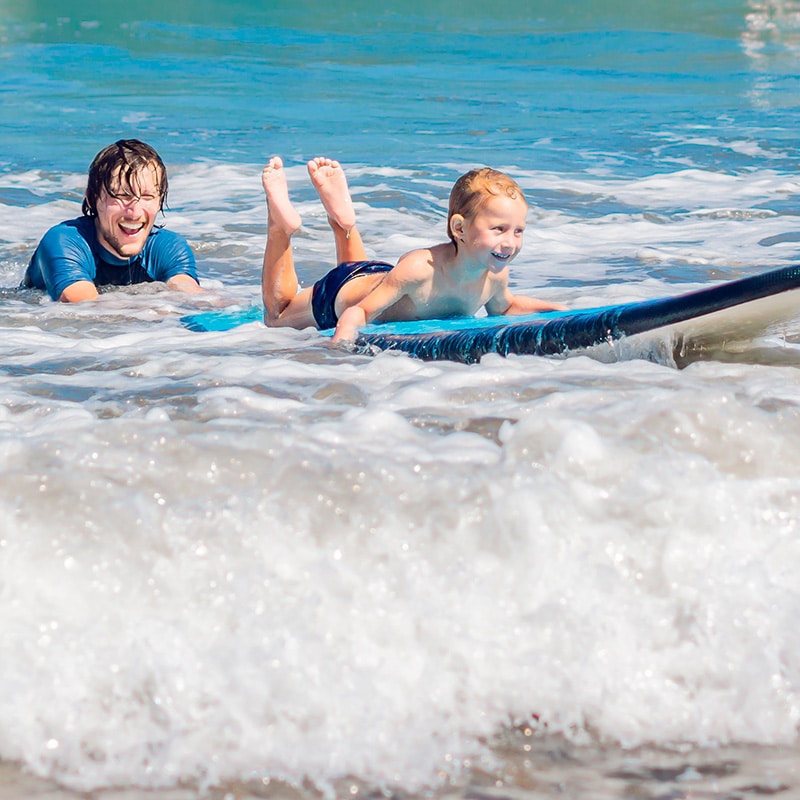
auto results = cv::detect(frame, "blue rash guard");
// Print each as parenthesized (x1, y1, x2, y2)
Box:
(21, 216, 198, 301)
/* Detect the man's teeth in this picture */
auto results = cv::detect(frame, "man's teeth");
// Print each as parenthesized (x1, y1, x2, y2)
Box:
(492, 252, 510, 260)
(120, 222, 143, 233)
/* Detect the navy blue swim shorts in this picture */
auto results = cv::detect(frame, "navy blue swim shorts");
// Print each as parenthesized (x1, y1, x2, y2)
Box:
(311, 260, 394, 329)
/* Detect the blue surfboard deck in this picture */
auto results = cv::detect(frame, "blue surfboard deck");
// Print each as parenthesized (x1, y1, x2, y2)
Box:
(182, 306, 264, 332)
(180, 265, 800, 364)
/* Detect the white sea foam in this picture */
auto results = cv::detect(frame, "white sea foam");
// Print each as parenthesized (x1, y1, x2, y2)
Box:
(2, 156, 800, 795)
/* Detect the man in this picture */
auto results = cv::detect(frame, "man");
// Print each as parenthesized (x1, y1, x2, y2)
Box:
(22, 139, 203, 302)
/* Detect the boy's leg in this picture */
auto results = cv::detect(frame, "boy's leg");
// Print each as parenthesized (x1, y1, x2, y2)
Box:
(307, 157, 368, 263)
(261, 157, 303, 321)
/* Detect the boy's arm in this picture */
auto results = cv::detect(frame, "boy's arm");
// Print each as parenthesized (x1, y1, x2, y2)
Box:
(503, 294, 566, 314)
(332, 274, 410, 342)
(333, 251, 433, 342)
(333, 305, 369, 342)
(485, 282, 566, 316)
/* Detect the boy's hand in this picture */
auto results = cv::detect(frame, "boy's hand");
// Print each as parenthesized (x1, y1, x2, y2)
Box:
(332, 305, 367, 343)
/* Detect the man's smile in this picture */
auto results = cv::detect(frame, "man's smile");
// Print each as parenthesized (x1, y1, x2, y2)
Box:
(119, 220, 146, 235)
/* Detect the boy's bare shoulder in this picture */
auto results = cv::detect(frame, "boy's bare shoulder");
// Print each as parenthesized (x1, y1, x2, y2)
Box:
(394, 246, 435, 280)
(396, 242, 452, 278)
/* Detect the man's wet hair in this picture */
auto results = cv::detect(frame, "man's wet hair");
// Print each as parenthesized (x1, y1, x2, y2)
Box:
(82, 139, 168, 217)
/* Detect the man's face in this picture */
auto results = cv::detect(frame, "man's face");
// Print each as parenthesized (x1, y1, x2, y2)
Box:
(93, 163, 163, 260)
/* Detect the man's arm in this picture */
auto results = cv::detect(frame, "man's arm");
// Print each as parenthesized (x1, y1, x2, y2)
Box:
(59, 271, 203, 301)
(147, 228, 203, 294)
(60, 280, 99, 302)
(28, 222, 99, 302)
(167, 273, 204, 294)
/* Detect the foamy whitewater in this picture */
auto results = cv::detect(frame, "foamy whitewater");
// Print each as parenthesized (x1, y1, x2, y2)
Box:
(3, 2, 800, 799)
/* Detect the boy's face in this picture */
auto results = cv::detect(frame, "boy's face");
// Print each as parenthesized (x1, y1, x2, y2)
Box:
(93, 162, 163, 260)
(462, 194, 527, 272)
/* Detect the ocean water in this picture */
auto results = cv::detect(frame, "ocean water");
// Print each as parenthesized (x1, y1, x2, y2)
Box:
(3, 1, 800, 799)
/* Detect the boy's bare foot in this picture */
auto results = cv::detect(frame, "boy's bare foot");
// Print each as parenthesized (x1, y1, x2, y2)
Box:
(262, 157, 302, 235)
(307, 157, 356, 231)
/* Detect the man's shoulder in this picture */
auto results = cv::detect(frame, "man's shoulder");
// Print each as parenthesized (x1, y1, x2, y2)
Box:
(142, 225, 191, 252)
(37, 216, 95, 252)
(41, 215, 93, 237)
(139, 225, 197, 279)
(24, 216, 97, 297)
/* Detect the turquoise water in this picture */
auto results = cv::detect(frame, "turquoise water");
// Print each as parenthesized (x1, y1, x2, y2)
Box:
(4, 0, 800, 177)
(4, 2, 800, 799)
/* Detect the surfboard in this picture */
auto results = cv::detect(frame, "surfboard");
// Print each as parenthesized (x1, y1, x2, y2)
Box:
(181, 265, 800, 365)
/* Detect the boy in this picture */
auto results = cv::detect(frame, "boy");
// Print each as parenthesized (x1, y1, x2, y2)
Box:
(261, 156, 563, 343)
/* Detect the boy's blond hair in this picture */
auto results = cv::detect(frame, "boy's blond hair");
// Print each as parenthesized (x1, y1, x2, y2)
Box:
(447, 168, 526, 248)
